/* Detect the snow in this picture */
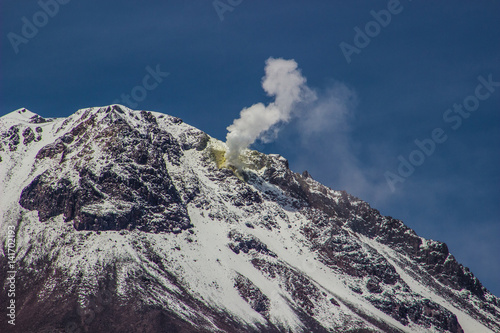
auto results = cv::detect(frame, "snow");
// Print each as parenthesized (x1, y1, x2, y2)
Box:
(159, 141, 410, 331)
(1, 105, 498, 332)
(360, 235, 495, 333)
(1, 108, 41, 122)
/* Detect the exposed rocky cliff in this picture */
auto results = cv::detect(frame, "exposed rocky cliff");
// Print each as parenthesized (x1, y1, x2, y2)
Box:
(0, 106, 498, 332)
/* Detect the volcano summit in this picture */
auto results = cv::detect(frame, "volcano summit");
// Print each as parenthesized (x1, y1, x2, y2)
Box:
(0, 105, 498, 332)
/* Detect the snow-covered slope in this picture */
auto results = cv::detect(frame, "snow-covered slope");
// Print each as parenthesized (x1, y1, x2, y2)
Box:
(0, 105, 498, 332)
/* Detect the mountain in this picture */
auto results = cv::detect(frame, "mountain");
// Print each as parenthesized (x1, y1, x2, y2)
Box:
(0, 105, 498, 333)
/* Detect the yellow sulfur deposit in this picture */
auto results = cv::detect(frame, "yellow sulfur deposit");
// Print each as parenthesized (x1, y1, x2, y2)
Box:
(209, 148, 227, 169)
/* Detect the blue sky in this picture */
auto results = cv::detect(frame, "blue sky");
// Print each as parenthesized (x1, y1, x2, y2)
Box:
(1, 1, 499, 296)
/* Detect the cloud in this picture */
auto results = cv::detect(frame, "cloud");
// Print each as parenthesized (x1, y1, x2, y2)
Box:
(298, 82, 356, 136)
(286, 82, 396, 205)
(223, 57, 387, 205)
(225, 57, 314, 166)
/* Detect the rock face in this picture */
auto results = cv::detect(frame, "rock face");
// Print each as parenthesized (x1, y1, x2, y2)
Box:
(19, 107, 190, 233)
(0, 106, 499, 333)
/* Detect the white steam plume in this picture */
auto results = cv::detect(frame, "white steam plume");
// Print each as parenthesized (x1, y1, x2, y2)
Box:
(225, 57, 313, 166)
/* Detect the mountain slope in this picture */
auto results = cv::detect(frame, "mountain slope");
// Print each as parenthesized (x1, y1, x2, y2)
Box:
(0, 105, 498, 332)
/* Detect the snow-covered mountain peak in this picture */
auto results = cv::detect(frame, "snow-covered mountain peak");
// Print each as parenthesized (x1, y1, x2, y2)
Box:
(1, 106, 499, 332)
(1, 108, 39, 121)
(0, 108, 52, 133)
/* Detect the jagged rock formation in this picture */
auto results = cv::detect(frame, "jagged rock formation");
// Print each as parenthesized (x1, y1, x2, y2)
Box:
(0, 106, 499, 332)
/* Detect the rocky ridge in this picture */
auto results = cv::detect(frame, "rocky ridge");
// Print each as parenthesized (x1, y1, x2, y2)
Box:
(0, 105, 499, 332)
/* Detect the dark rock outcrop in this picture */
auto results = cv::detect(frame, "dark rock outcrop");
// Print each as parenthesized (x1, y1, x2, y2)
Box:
(234, 274, 270, 317)
(228, 230, 276, 257)
(20, 106, 191, 233)
(2, 106, 498, 333)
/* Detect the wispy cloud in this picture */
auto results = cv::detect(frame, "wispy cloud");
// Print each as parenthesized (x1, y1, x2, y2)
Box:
(289, 81, 395, 205)
(225, 57, 314, 166)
